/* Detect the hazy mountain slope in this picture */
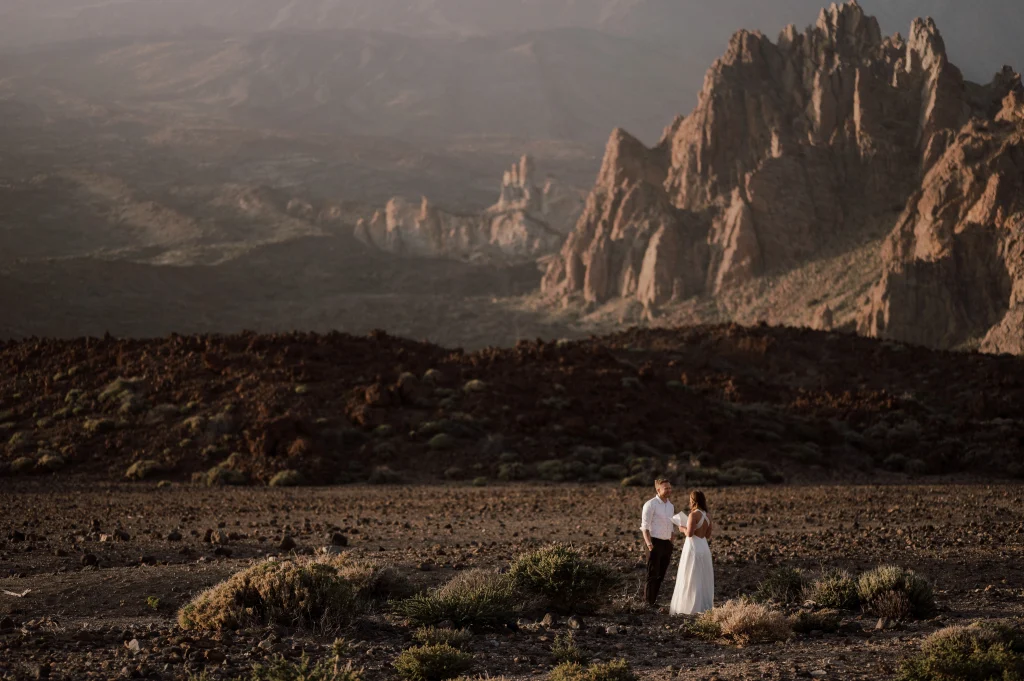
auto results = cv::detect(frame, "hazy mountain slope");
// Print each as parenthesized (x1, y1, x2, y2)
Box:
(1, 29, 694, 145)
(4, 0, 1021, 86)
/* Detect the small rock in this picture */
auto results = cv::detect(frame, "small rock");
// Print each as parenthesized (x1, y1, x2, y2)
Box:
(541, 613, 557, 627)
(279, 536, 297, 552)
(81, 554, 98, 567)
(567, 615, 583, 630)
(0, 616, 14, 632)
(113, 529, 131, 542)
(213, 547, 232, 557)
(605, 625, 620, 636)
(139, 556, 157, 566)
(34, 664, 50, 680)
(330, 532, 348, 547)
(875, 618, 889, 631)
(810, 671, 828, 679)
(126, 639, 142, 654)
(166, 530, 182, 542)
(205, 649, 226, 664)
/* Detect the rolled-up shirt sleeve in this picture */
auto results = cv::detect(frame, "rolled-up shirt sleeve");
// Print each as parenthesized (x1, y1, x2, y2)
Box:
(640, 500, 653, 531)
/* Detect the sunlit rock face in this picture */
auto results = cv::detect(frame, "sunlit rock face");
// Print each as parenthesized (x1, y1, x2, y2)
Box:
(355, 155, 583, 262)
(542, 2, 1022, 329)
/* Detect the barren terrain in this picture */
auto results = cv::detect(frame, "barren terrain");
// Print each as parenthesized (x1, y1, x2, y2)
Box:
(1, 482, 1021, 680)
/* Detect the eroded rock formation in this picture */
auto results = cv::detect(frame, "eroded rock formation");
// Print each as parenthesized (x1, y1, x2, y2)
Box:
(862, 90, 1024, 351)
(542, 2, 1022, 325)
(355, 156, 583, 262)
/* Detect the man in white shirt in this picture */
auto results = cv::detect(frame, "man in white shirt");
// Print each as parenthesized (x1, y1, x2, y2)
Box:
(640, 478, 676, 606)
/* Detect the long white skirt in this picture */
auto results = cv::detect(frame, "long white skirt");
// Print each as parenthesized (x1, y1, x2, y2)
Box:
(670, 536, 714, 615)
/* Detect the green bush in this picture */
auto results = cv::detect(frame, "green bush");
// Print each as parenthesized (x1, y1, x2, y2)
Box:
(413, 627, 473, 650)
(508, 545, 618, 613)
(754, 567, 804, 605)
(620, 474, 649, 488)
(857, 566, 935, 620)
(548, 659, 636, 681)
(126, 460, 165, 481)
(10, 457, 35, 475)
(369, 466, 403, 485)
(598, 464, 628, 480)
(806, 568, 860, 610)
(399, 570, 520, 630)
(205, 465, 248, 487)
(898, 621, 1024, 681)
(177, 556, 398, 631)
(791, 609, 841, 634)
(37, 453, 65, 472)
(394, 644, 474, 681)
(269, 470, 306, 487)
(551, 630, 586, 665)
(248, 654, 364, 681)
(498, 463, 528, 482)
(724, 459, 784, 483)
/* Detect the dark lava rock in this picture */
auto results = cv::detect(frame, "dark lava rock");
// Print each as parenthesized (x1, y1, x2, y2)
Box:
(0, 616, 14, 632)
(81, 554, 98, 567)
(167, 530, 182, 541)
(330, 533, 348, 547)
(279, 536, 297, 552)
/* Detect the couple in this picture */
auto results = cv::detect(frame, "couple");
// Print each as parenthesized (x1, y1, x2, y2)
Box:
(640, 478, 714, 615)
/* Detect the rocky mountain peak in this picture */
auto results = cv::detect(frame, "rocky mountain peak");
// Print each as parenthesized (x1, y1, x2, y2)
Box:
(542, 2, 1024, 332)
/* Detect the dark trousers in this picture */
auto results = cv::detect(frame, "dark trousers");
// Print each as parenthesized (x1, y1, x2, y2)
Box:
(645, 538, 673, 605)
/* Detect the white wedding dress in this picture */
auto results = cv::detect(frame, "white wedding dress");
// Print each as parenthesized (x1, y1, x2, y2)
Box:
(669, 510, 714, 615)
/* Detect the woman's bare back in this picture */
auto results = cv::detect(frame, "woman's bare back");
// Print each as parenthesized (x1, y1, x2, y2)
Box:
(687, 510, 712, 539)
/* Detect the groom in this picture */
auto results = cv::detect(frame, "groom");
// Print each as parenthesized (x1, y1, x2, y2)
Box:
(640, 478, 676, 606)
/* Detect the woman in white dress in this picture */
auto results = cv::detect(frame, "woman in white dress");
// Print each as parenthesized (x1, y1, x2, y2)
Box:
(670, 490, 714, 615)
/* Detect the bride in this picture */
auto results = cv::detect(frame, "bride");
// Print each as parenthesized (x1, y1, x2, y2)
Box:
(670, 490, 714, 615)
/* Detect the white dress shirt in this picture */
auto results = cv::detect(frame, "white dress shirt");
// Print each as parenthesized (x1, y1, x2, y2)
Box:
(640, 496, 675, 540)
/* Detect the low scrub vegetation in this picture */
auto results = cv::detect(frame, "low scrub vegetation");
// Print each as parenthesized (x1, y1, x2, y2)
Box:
(690, 599, 792, 644)
(898, 620, 1024, 681)
(754, 567, 805, 605)
(791, 609, 841, 634)
(399, 569, 520, 630)
(509, 545, 618, 613)
(177, 556, 403, 631)
(246, 653, 364, 681)
(806, 568, 860, 610)
(413, 627, 473, 650)
(393, 644, 474, 681)
(548, 659, 636, 681)
(551, 631, 586, 665)
(269, 470, 306, 487)
(858, 565, 935, 620)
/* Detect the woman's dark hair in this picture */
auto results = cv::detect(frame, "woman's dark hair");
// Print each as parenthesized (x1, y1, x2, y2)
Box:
(690, 490, 708, 513)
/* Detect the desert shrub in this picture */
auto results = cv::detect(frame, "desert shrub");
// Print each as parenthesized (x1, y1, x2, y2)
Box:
(205, 465, 248, 487)
(536, 460, 566, 482)
(905, 458, 928, 476)
(36, 453, 65, 472)
(508, 544, 618, 613)
(598, 464, 628, 480)
(724, 459, 784, 483)
(857, 566, 935, 620)
(10, 457, 35, 475)
(126, 460, 165, 480)
(498, 463, 528, 482)
(413, 627, 473, 650)
(791, 609, 841, 634)
(692, 600, 792, 644)
(754, 567, 804, 605)
(806, 568, 860, 610)
(443, 467, 465, 481)
(84, 418, 116, 435)
(270, 470, 306, 488)
(247, 654, 364, 681)
(369, 466, 403, 485)
(551, 630, 586, 665)
(471, 477, 488, 487)
(548, 659, 635, 681)
(719, 466, 767, 486)
(399, 569, 520, 630)
(884, 453, 909, 472)
(898, 620, 1024, 681)
(177, 556, 397, 631)
(620, 474, 649, 488)
(394, 644, 474, 681)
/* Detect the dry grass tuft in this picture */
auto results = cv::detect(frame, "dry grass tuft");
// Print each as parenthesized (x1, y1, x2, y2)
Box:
(898, 620, 1024, 680)
(691, 599, 792, 644)
(858, 565, 935, 620)
(393, 644, 474, 681)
